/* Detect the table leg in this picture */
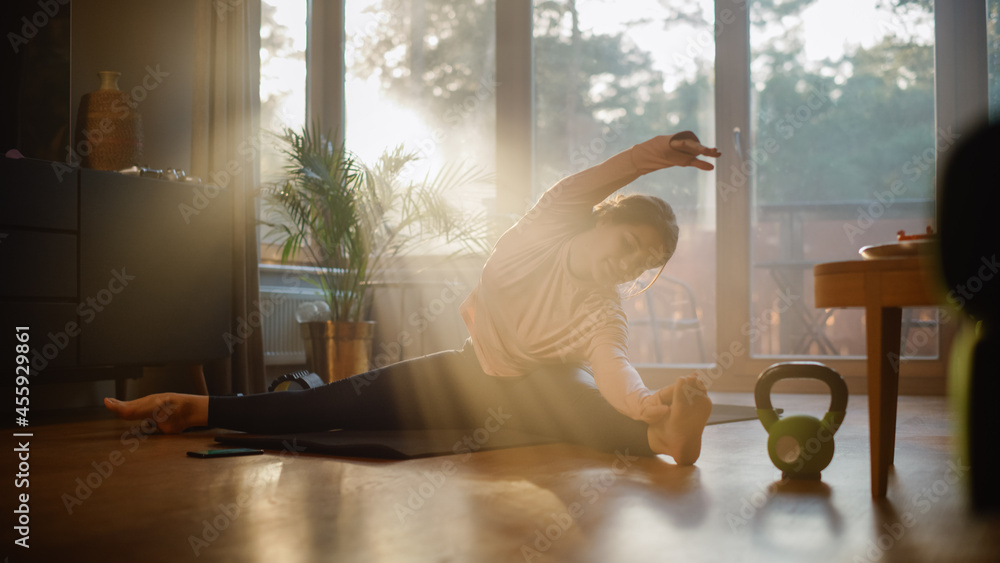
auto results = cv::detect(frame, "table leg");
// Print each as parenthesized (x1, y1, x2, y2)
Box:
(865, 303, 903, 498)
(881, 308, 902, 468)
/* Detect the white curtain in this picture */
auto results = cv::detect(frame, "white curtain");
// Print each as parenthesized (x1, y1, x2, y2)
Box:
(191, 0, 266, 394)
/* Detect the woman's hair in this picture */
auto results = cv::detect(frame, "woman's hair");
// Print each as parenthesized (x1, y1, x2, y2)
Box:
(592, 193, 679, 267)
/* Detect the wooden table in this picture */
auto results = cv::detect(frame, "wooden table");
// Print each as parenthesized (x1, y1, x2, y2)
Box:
(813, 256, 942, 498)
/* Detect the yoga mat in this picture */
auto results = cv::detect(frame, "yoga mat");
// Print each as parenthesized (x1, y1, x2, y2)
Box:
(707, 403, 777, 426)
(213, 404, 769, 460)
(214, 427, 557, 459)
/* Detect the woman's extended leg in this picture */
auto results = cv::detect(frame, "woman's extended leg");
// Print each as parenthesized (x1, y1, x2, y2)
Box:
(207, 346, 493, 433)
(106, 342, 711, 462)
(106, 342, 492, 434)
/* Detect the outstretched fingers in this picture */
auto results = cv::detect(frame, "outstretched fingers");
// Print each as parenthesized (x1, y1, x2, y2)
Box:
(670, 138, 721, 170)
(672, 138, 722, 157)
(689, 158, 715, 171)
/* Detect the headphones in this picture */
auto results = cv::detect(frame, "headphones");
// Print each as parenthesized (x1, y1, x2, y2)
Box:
(755, 362, 848, 479)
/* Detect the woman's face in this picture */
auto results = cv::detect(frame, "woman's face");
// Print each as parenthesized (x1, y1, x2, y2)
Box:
(588, 220, 668, 286)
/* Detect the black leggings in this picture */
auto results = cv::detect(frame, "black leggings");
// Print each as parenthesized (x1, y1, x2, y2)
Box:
(208, 339, 655, 456)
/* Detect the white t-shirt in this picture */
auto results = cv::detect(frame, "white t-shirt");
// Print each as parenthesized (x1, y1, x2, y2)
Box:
(460, 132, 698, 423)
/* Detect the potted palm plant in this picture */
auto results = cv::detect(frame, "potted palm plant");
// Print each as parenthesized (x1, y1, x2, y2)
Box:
(261, 123, 491, 382)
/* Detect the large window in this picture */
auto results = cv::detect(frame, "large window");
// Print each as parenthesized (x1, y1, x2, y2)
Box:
(748, 0, 938, 358)
(345, 0, 497, 220)
(534, 0, 717, 366)
(260, 0, 992, 386)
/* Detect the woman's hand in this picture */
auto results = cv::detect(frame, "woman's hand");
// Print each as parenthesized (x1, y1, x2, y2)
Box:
(669, 134, 722, 170)
(637, 383, 677, 424)
(632, 132, 722, 172)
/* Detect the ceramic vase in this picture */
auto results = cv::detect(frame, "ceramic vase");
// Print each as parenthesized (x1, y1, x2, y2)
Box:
(76, 71, 143, 170)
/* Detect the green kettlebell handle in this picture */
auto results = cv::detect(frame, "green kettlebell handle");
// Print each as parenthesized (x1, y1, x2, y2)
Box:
(755, 362, 848, 433)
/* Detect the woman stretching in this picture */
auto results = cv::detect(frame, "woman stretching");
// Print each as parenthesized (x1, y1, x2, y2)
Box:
(106, 131, 721, 465)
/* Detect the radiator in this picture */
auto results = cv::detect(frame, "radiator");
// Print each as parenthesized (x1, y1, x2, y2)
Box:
(259, 288, 323, 365)
(259, 280, 469, 366)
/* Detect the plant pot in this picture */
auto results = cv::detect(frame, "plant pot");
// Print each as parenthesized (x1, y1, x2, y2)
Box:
(300, 321, 376, 383)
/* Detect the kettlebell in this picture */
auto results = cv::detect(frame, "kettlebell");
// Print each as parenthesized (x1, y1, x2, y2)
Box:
(755, 362, 848, 479)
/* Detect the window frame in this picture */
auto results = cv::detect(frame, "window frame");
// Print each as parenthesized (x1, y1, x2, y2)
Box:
(305, 0, 346, 144)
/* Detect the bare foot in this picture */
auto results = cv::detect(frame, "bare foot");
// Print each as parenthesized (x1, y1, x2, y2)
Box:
(104, 393, 209, 434)
(647, 374, 713, 465)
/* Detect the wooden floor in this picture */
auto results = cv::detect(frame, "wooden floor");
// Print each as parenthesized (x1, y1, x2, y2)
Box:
(9, 393, 1000, 562)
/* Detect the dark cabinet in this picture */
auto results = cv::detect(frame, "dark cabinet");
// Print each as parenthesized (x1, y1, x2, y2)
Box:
(0, 157, 232, 377)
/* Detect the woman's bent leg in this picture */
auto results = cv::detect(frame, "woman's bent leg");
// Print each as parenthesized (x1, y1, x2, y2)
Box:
(488, 365, 656, 457)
